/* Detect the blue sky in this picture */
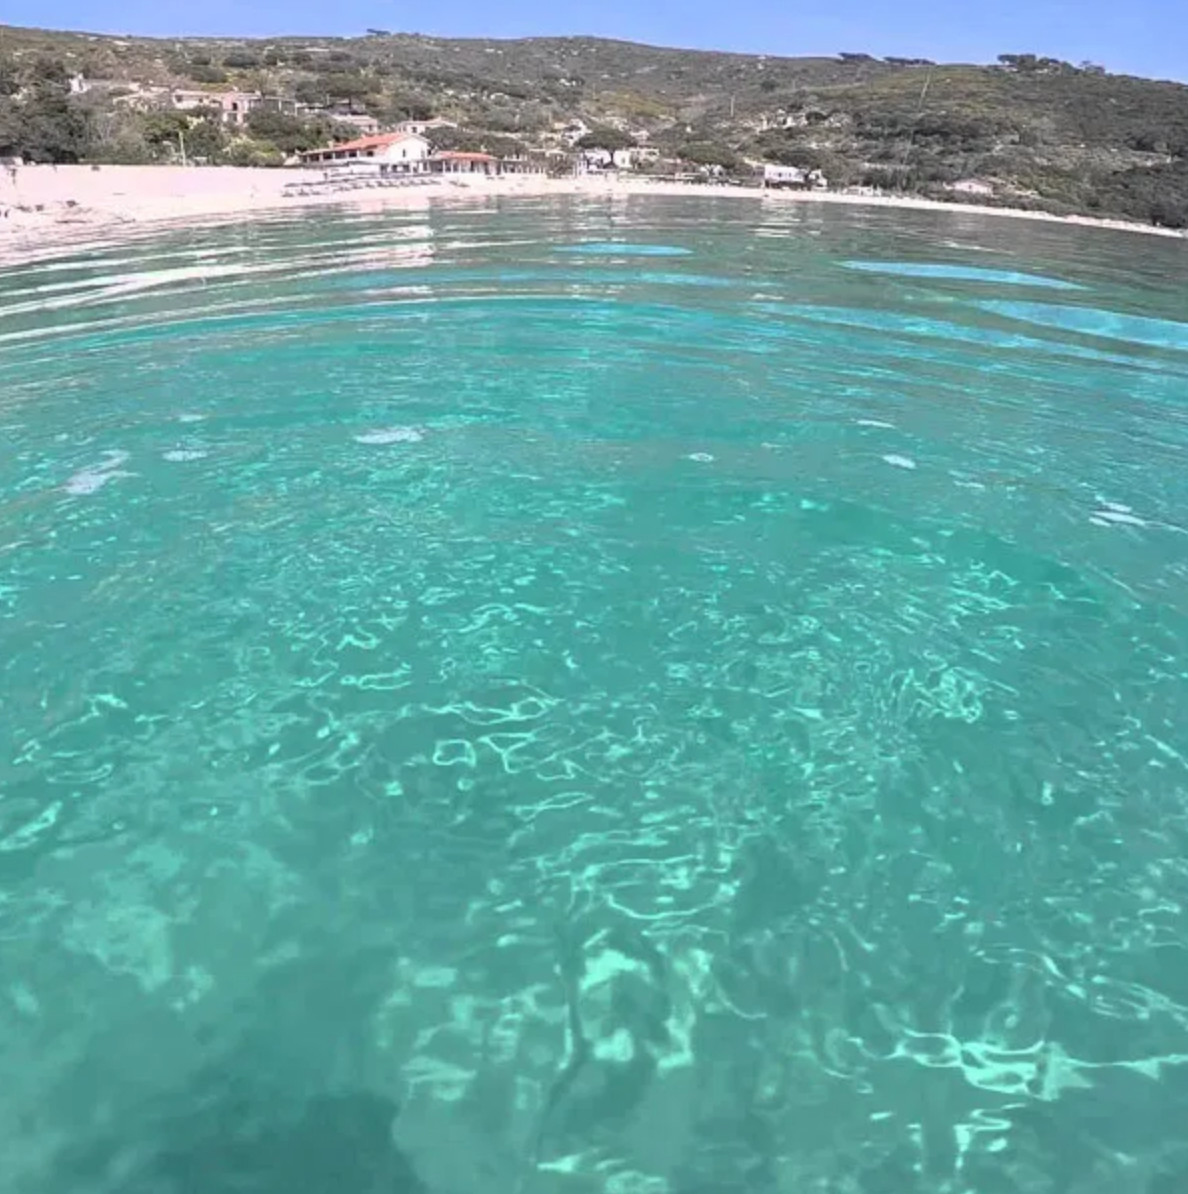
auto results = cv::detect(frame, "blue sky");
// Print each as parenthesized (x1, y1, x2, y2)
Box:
(6, 0, 1187, 83)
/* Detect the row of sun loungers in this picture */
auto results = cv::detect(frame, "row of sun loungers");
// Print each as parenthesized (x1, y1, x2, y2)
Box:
(282, 176, 442, 198)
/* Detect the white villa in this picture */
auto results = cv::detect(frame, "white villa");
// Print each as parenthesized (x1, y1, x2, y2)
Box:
(298, 132, 432, 173)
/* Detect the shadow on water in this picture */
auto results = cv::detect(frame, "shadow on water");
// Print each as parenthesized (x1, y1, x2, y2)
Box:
(37, 944, 430, 1194)
(52, 1087, 426, 1194)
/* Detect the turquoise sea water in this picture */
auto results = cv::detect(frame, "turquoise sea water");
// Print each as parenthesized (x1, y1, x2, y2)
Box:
(2, 196, 1188, 1194)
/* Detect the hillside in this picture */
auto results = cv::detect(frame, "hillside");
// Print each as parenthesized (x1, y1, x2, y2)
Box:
(1, 24, 1186, 227)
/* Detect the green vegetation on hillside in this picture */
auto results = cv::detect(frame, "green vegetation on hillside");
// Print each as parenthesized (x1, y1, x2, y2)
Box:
(0, 23, 1185, 227)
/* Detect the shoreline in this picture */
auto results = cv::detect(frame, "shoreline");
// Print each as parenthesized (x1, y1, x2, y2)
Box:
(1, 165, 1184, 264)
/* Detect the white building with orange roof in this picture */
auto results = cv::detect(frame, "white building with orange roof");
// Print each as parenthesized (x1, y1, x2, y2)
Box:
(297, 132, 432, 174)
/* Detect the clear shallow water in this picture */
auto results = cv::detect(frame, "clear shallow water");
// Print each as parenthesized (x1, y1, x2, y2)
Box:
(2, 196, 1188, 1194)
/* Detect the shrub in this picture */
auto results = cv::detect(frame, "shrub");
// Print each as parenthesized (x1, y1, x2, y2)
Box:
(187, 64, 229, 85)
(225, 139, 284, 167)
(1150, 199, 1188, 228)
(245, 108, 331, 154)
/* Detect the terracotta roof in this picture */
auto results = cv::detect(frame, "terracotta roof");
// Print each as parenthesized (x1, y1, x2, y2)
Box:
(300, 132, 425, 157)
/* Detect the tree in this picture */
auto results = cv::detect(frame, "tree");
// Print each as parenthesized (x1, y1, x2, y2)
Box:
(181, 116, 226, 162)
(142, 109, 192, 151)
(575, 126, 636, 152)
(998, 53, 1039, 72)
(187, 64, 229, 85)
(84, 102, 154, 164)
(0, 55, 19, 98)
(307, 51, 360, 74)
(0, 99, 20, 157)
(761, 144, 825, 169)
(379, 92, 435, 123)
(427, 126, 490, 152)
(19, 102, 91, 162)
(224, 139, 284, 167)
(1150, 199, 1187, 228)
(428, 126, 527, 156)
(1127, 130, 1168, 153)
(8, 58, 93, 162)
(294, 79, 329, 108)
(477, 106, 522, 133)
(245, 108, 332, 154)
(513, 102, 553, 133)
(320, 73, 375, 110)
(678, 141, 743, 171)
(28, 55, 70, 87)
(138, 108, 225, 162)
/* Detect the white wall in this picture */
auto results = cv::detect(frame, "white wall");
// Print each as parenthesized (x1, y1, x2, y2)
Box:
(377, 137, 431, 165)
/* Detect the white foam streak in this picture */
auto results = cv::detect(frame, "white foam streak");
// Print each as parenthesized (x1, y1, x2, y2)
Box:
(354, 427, 424, 445)
(63, 450, 130, 495)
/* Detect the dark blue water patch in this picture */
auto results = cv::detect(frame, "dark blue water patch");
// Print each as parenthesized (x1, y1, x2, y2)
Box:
(843, 261, 1085, 290)
(764, 303, 1178, 372)
(980, 302, 1188, 352)
(559, 243, 693, 257)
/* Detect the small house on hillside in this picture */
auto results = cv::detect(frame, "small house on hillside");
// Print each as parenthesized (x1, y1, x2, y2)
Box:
(170, 89, 292, 127)
(298, 133, 432, 173)
(329, 112, 382, 136)
(395, 117, 459, 136)
(215, 91, 260, 126)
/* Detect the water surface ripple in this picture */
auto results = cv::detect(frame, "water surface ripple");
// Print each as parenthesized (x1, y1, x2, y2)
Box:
(2, 197, 1188, 1194)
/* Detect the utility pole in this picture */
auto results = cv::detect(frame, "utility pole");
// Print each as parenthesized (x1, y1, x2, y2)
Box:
(178, 127, 188, 167)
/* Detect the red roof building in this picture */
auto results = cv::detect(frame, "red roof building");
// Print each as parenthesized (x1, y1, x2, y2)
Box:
(298, 132, 431, 170)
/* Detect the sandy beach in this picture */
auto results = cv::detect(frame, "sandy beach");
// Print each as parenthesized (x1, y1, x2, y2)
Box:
(0, 164, 1183, 264)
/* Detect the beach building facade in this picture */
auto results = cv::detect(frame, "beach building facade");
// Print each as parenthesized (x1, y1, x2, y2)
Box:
(762, 163, 827, 189)
(428, 151, 498, 176)
(497, 155, 547, 176)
